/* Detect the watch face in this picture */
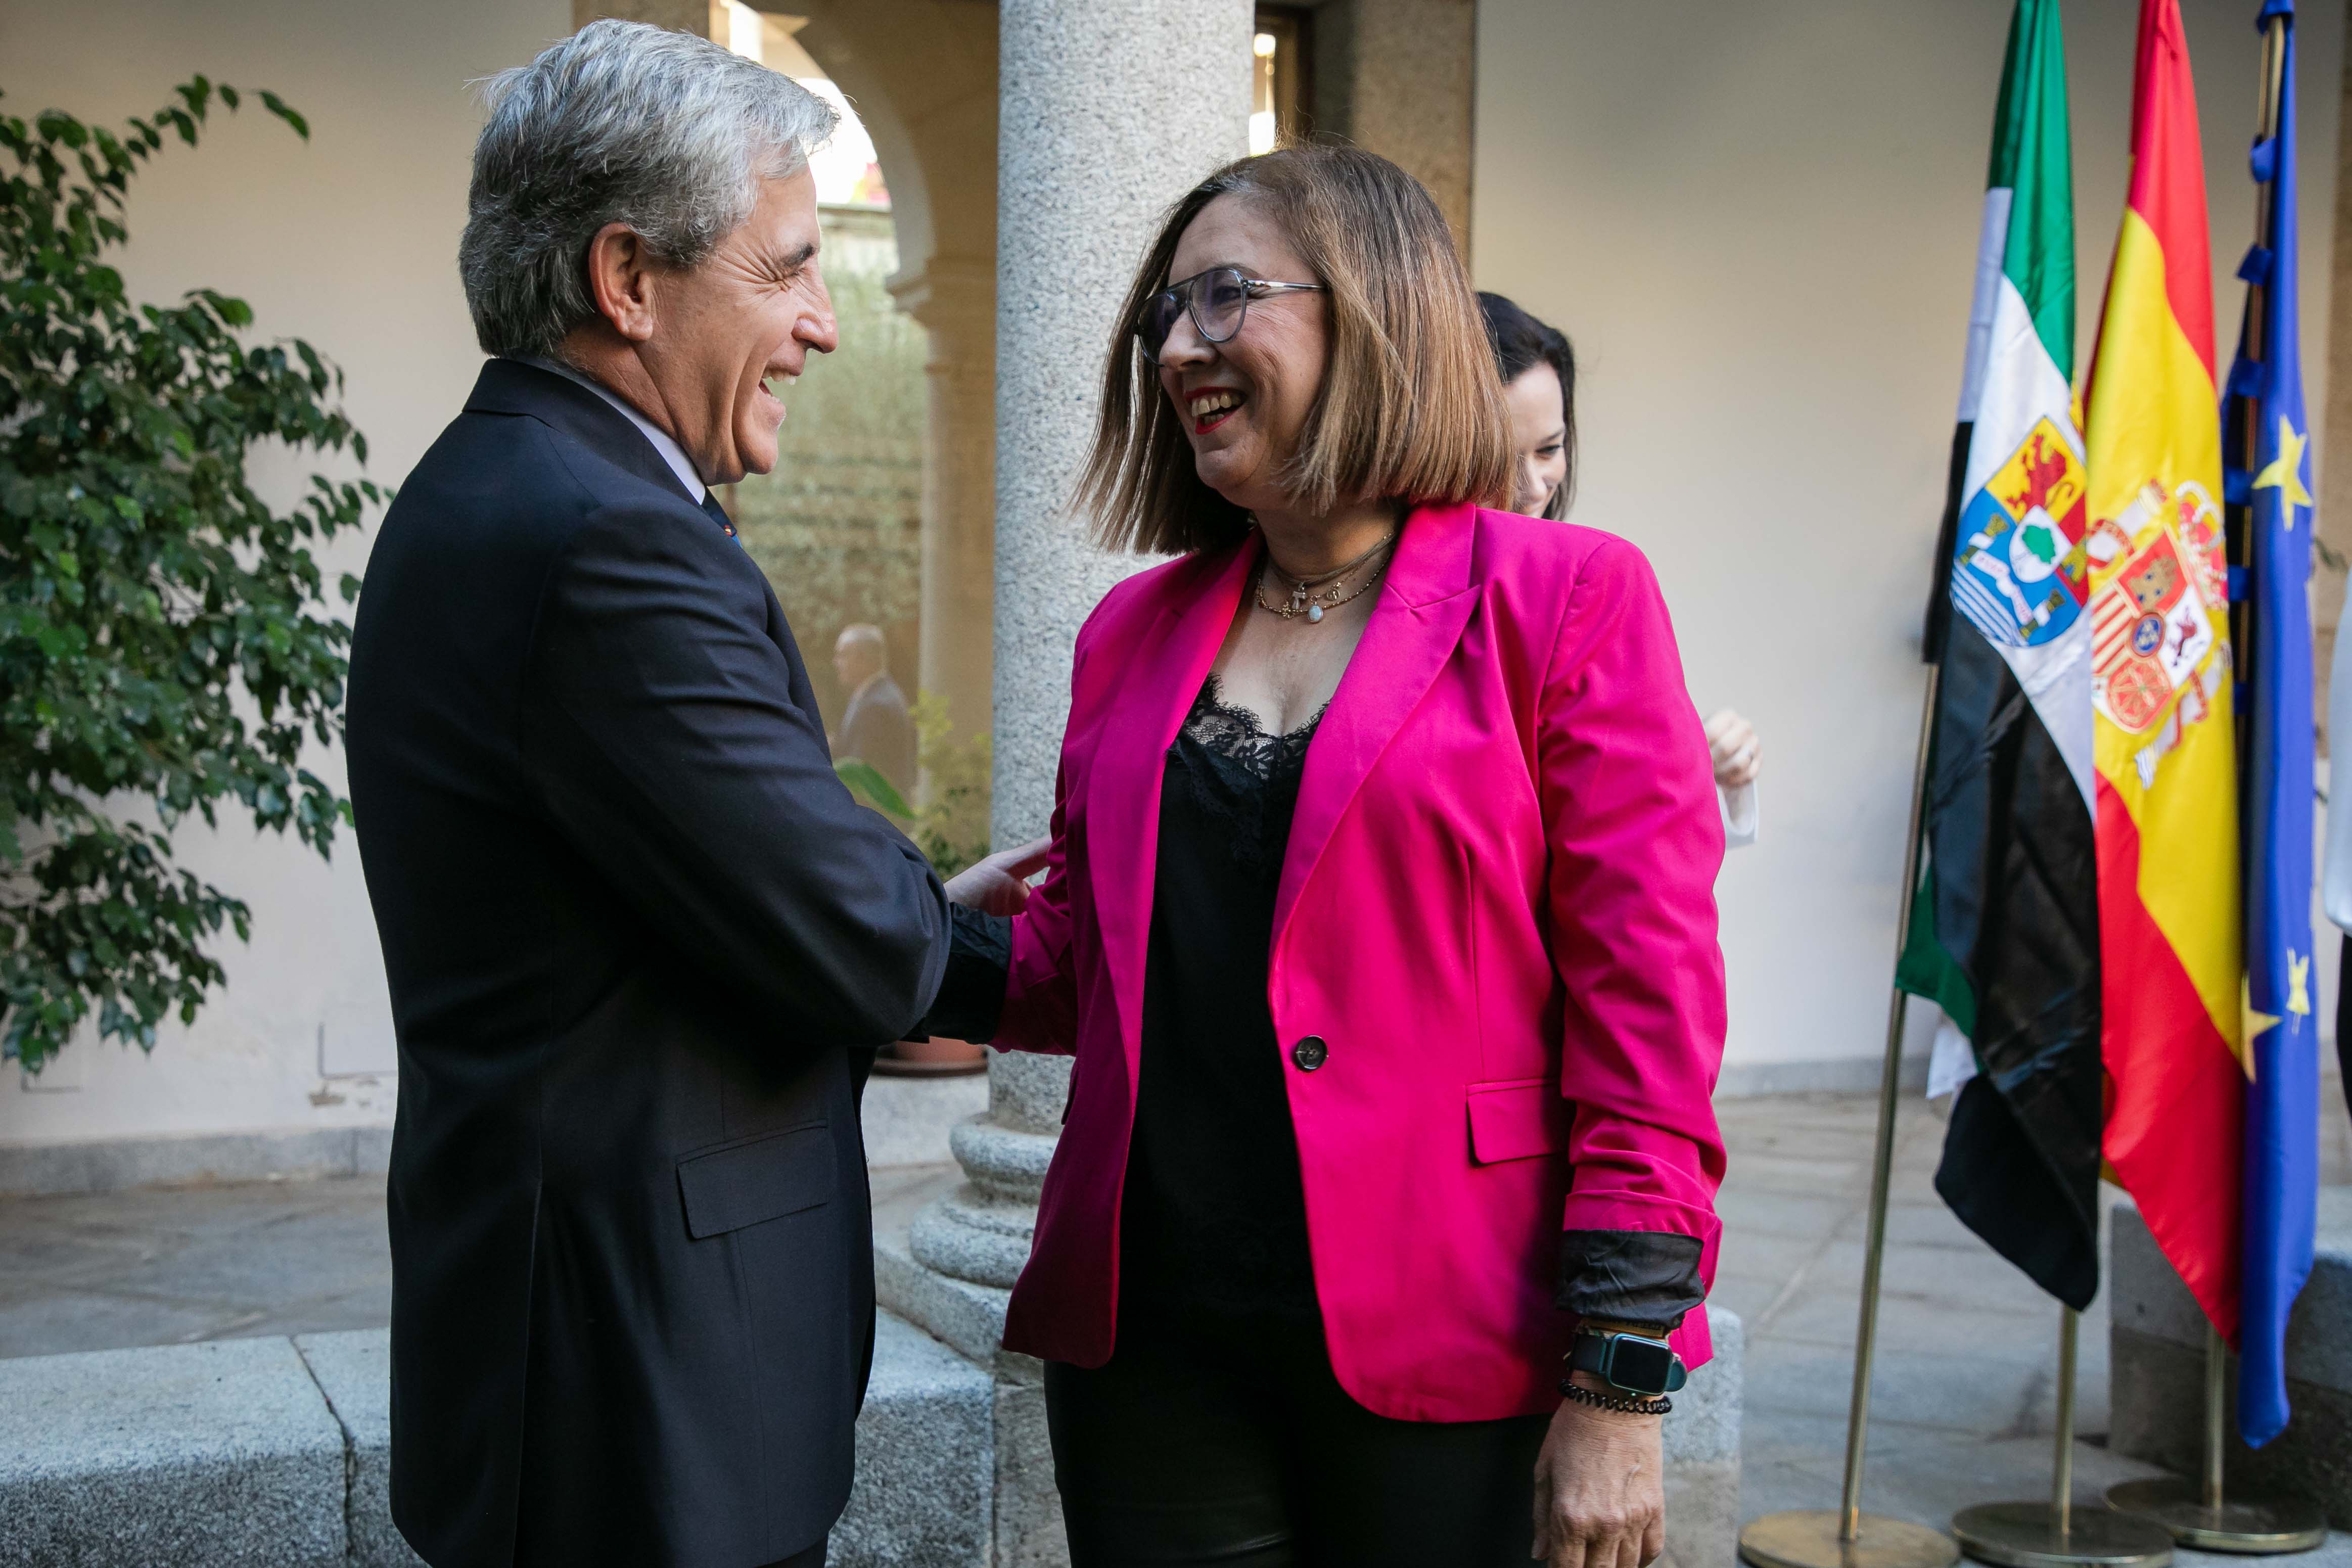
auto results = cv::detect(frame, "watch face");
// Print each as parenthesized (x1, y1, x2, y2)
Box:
(1605, 1336, 1676, 1395)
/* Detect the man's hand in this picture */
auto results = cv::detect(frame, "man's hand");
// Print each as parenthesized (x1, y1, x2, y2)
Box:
(1531, 1377, 1666, 1568)
(943, 838, 1051, 916)
(1702, 708, 1760, 790)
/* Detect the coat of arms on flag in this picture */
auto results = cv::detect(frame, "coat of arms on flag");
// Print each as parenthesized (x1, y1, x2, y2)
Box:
(2089, 479, 2228, 748)
(1950, 417, 2091, 648)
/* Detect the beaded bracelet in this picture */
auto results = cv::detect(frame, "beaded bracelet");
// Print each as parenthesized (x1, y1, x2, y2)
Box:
(1557, 1379, 1672, 1417)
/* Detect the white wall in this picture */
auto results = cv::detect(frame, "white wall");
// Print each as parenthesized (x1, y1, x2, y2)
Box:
(0, 0, 569, 1144)
(4, 0, 2338, 1147)
(1473, 0, 2343, 1081)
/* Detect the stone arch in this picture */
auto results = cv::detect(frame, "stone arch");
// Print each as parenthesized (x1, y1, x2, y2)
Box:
(574, 0, 1001, 763)
(778, 2, 1000, 759)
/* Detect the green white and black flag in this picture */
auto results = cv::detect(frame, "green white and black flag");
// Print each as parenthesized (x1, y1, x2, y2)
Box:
(1897, 0, 2105, 1310)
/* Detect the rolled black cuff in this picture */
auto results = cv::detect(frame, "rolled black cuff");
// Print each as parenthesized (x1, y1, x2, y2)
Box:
(910, 904, 1011, 1045)
(1556, 1229, 1706, 1332)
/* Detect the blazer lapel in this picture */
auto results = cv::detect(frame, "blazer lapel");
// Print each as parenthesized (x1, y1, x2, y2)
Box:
(1273, 502, 1482, 947)
(1088, 539, 1259, 1057)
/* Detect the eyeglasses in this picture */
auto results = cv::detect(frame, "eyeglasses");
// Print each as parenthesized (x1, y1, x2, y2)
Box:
(1135, 266, 1326, 363)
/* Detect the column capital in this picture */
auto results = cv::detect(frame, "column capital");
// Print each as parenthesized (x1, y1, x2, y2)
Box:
(889, 256, 994, 334)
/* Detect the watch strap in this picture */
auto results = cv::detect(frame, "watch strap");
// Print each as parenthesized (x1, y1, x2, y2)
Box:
(1568, 1328, 1689, 1396)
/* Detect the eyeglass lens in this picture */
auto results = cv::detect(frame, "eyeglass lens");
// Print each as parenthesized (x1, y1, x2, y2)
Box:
(1139, 268, 1252, 361)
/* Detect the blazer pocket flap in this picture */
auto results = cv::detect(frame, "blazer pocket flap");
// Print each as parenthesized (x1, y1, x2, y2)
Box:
(1466, 1080, 1573, 1165)
(676, 1123, 837, 1239)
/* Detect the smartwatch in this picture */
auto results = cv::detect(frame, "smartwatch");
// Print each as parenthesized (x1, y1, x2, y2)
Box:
(1568, 1329, 1688, 1397)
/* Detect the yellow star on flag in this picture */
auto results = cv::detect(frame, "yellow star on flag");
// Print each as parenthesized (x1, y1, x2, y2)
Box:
(2252, 417, 2313, 526)
(2241, 974, 2281, 1070)
(2288, 950, 2312, 1017)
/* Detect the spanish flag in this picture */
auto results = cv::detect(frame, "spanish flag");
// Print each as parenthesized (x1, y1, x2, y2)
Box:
(2083, 0, 2242, 1340)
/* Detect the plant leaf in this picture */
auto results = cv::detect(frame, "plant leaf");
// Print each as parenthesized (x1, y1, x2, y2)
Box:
(834, 759, 913, 820)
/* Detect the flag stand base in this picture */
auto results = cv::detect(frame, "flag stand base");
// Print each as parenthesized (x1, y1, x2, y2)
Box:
(2102, 1325, 2326, 1554)
(2100, 1480, 2325, 1555)
(1953, 1311, 2177, 1567)
(1740, 1510, 1962, 1568)
(1953, 1503, 2176, 1568)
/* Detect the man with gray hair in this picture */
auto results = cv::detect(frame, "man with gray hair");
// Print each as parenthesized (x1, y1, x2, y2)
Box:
(346, 21, 953, 1567)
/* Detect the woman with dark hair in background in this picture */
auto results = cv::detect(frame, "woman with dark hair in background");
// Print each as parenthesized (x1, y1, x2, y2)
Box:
(1479, 291, 1761, 846)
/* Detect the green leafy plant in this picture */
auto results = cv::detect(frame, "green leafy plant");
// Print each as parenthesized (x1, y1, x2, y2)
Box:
(832, 692, 991, 878)
(906, 693, 991, 877)
(0, 79, 374, 1073)
(833, 758, 912, 820)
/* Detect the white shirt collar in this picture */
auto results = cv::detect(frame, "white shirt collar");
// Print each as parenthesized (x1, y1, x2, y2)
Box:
(521, 356, 708, 504)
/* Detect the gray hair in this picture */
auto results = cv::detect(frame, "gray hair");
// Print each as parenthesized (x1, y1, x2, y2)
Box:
(459, 19, 839, 359)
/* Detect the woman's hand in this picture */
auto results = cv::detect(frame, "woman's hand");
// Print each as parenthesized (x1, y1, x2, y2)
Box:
(1703, 708, 1760, 790)
(942, 838, 1051, 916)
(1531, 1379, 1666, 1568)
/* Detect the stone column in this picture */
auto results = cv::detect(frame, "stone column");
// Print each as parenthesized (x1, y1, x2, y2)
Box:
(873, 6, 1253, 1564)
(989, 0, 1256, 845)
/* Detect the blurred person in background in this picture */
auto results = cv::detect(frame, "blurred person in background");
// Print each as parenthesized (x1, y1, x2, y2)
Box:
(1480, 290, 1760, 847)
(832, 622, 916, 800)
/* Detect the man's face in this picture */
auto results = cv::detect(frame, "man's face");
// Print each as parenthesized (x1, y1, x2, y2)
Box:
(638, 163, 838, 486)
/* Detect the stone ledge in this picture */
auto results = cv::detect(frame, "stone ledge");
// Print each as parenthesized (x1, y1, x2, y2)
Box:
(2110, 1195, 2352, 1528)
(293, 1331, 425, 1568)
(0, 1127, 394, 1198)
(0, 1336, 348, 1567)
(832, 1312, 996, 1567)
(0, 1317, 1011, 1567)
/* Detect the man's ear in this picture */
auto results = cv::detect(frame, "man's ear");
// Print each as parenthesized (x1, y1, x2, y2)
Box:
(584, 221, 658, 344)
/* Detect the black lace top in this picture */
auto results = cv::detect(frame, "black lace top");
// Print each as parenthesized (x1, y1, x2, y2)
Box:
(1119, 674, 1328, 1322)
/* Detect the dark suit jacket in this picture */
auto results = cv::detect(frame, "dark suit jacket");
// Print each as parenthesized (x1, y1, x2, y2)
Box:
(347, 359, 949, 1568)
(838, 673, 915, 800)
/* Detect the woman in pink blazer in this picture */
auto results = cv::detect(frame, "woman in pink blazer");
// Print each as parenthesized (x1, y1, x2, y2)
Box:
(928, 147, 1726, 1568)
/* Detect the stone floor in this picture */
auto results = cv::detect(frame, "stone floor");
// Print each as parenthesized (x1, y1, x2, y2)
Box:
(1715, 1085, 2352, 1568)
(3, 1092, 2348, 1566)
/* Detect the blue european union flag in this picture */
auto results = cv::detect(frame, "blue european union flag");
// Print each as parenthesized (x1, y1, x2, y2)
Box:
(2223, 0, 2319, 1451)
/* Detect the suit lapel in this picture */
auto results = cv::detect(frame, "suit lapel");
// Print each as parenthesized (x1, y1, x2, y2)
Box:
(1273, 502, 1482, 947)
(1088, 539, 1259, 1057)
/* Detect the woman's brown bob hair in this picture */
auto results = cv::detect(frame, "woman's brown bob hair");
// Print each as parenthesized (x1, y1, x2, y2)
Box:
(1078, 145, 1514, 556)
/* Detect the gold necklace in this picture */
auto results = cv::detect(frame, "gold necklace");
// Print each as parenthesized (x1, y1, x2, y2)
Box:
(1255, 532, 1397, 623)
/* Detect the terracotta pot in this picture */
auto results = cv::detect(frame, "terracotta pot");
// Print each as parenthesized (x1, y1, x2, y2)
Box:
(874, 1037, 987, 1077)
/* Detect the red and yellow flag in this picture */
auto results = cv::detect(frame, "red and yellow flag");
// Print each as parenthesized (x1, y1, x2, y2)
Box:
(2083, 0, 2242, 1339)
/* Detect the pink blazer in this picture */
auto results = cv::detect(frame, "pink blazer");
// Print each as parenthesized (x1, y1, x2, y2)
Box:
(993, 500, 1727, 1421)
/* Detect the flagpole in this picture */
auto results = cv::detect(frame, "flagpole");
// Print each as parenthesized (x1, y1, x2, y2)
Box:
(2102, 13, 2325, 1553)
(1736, 668, 1960, 1568)
(1950, 1308, 2174, 1567)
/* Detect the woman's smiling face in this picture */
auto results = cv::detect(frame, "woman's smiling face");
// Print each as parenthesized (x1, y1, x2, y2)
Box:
(1155, 194, 1329, 516)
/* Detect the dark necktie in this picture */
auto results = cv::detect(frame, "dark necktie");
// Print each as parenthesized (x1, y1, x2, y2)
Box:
(699, 490, 744, 548)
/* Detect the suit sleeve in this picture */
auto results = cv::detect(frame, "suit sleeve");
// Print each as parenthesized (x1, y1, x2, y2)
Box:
(1536, 535, 1728, 1340)
(519, 503, 949, 1047)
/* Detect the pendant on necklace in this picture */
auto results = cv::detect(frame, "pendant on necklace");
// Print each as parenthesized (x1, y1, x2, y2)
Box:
(1306, 603, 1325, 623)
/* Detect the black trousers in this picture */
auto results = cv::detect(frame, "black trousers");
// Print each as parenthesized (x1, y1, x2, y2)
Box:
(1044, 1308, 1550, 1567)
(759, 1542, 825, 1568)
(2337, 936, 2352, 1123)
